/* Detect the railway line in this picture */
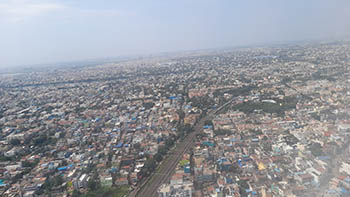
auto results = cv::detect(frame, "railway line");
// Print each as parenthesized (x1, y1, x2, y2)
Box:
(130, 99, 234, 197)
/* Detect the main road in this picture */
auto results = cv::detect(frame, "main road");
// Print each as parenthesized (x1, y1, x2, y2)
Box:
(129, 99, 234, 197)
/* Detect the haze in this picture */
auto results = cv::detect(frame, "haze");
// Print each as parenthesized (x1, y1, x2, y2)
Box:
(1, 0, 350, 68)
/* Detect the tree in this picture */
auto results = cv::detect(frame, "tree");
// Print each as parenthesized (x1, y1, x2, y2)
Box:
(190, 95, 215, 110)
(182, 124, 194, 134)
(204, 120, 213, 126)
(61, 160, 68, 167)
(22, 160, 37, 168)
(214, 129, 231, 136)
(238, 180, 249, 197)
(133, 143, 141, 151)
(10, 139, 21, 146)
(87, 172, 100, 191)
(310, 142, 324, 157)
(143, 158, 157, 176)
(154, 153, 163, 162)
(158, 146, 168, 156)
(177, 110, 185, 120)
(33, 135, 48, 146)
(263, 143, 272, 152)
(37, 174, 64, 194)
(165, 139, 174, 148)
(53, 175, 64, 186)
(138, 157, 157, 178)
(72, 190, 82, 197)
(143, 102, 155, 110)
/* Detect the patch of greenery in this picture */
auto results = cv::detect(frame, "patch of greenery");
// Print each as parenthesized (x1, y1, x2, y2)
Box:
(190, 95, 215, 110)
(310, 112, 320, 121)
(233, 96, 297, 116)
(204, 120, 213, 126)
(309, 142, 324, 157)
(10, 138, 21, 146)
(32, 134, 57, 147)
(143, 102, 154, 110)
(83, 186, 129, 197)
(214, 129, 232, 136)
(238, 180, 250, 197)
(35, 174, 65, 195)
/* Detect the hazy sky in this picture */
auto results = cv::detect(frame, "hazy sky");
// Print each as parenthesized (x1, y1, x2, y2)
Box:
(1, 0, 350, 67)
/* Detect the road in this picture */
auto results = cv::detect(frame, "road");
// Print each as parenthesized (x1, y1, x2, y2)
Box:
(129, 99, 234, 197)
(311, 138, 350, 196)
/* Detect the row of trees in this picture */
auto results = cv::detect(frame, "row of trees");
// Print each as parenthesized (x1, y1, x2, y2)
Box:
(137, 135, 178, 179)
(137, 121, 194, 180)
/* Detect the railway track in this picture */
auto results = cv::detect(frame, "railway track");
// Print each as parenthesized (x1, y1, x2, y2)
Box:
(130, 99, 234, 197)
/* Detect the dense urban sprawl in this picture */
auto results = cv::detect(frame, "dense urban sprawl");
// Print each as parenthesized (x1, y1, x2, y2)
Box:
(1, 41, 350, 197)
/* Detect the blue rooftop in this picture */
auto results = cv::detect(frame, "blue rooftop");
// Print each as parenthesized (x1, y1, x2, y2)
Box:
(203, 125, 213, 129)
(344, 177, 350, 183)
(58, 166, 68, 171)
(116, 142, 123, 148)
(340, 187, 350, 194)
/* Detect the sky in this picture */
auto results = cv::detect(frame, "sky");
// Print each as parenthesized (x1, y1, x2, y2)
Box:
(1, 0, 350, 68)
